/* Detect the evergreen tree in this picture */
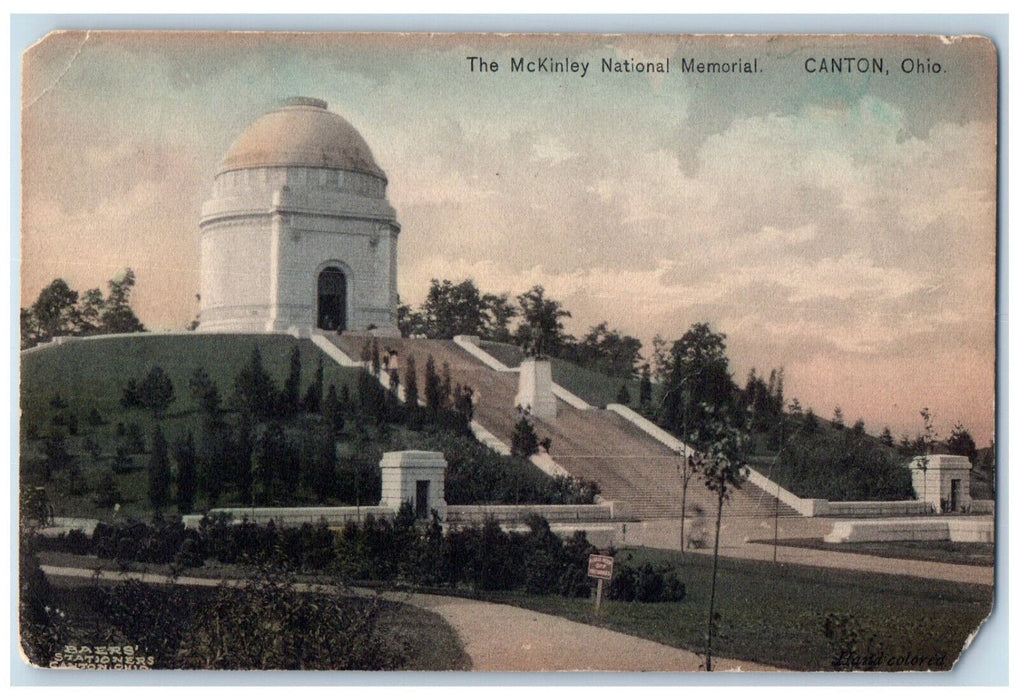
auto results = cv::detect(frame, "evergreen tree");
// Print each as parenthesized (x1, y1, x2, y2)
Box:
(424, 355, 443, 411)
(773, 368, 785, 422)
(66, 462, 87, 496)
(196, 416, 229, 505)
(370, 338, 381, 376)
(189, 367, 221, 416)
(282, 345, 302, 415)
(879, 426, 895, 447)
(94, 472, 122, 509)
(453, 384, 475, 421)
(254, 423, 286, 506)
(404, 354, 419, 408)
(324, 384, 344, 433)
(280, 434, 300, 498)
(303, 355, 324, 413)
(42, 436, 71, 480)
(310, 427, 337, 502)
(233, 413, 255, 505)
(235, 345, 278, 419)
(339, 384, 352, 413)
(138, 366, 175, 418)
(511, 410, 540, 458)
(616, 383, 631, 405)
(440, 362, 453, 409)
(148, 426, 172, 510)
(803, 408, 819, 434)
(357, 368, 388, 425)
(173, 431, 198, 514)
(638, 364, 653, 407)
(832, 406, 845, 430)
(120, 378, 141, 409)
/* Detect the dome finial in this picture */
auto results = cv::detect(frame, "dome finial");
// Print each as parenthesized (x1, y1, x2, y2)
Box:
(281, 96, 327, 110)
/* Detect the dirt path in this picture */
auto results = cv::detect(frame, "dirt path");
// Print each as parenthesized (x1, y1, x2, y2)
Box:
(39, 565, 776, 672)
(398, 591, 777, 672)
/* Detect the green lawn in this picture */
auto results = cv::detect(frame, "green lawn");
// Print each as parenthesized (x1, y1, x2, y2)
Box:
(757, 538, 996, 567)
(35, 544, 992, 672)
(477, 340, 639, 408)
(21, 334, 358, 430)
(474, 546, 992, 671)
(477, 340, 524, 368)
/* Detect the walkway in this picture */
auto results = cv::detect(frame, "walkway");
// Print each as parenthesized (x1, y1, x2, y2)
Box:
(626, 517, 995, 586)
(40, 565, 775, 672)
(402, 591, 776, 672)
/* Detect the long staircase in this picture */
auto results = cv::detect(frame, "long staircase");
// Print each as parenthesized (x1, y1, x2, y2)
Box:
(323, 332, 799, 521)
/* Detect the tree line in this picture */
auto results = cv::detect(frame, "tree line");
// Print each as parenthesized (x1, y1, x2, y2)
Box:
(21, 269, 145, 349)
(398, 279, 642, 377)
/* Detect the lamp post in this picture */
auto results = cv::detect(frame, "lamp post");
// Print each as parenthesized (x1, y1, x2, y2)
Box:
(773, 415, 784, 564)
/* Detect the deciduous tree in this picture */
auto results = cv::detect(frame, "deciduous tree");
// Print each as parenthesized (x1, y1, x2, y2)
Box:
(99, 268, 145, 334)
(698, 406, 751, 671)
(946, 424, 978, 463)
(660, 322, 736, 442)
(514, 285, 571, 358)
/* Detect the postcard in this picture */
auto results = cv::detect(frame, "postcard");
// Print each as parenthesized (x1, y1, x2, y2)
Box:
(18, 31, 998, 674)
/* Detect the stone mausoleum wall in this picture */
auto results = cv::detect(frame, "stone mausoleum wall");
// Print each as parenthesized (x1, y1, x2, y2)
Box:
(198, 99, 400, 335)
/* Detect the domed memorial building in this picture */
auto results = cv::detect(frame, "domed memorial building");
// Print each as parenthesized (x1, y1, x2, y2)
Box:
(198, 98, 400, 335)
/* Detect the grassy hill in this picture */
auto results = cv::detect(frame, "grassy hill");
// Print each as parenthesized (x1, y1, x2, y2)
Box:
(21, 334, 357, 430)
(20, 334, 361, 519)
(21, 333, 593, 520)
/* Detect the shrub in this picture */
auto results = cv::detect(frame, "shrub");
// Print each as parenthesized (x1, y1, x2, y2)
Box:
(608, 562, 686, 603)
(510, 410, 540, 458)
(38, 513, 596, 601)
(176, 567, 405, 670)
(121, 366, 176, 417)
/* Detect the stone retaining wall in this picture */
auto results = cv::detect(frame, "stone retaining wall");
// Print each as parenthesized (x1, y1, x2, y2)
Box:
(183, 502, 615, 529)
(824, 516, 994, 544)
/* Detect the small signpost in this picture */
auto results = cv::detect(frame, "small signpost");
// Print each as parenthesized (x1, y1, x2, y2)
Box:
(587, 553, 614, 611)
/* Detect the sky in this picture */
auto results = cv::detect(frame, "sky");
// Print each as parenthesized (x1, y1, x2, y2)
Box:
(20, 32, 998, 445)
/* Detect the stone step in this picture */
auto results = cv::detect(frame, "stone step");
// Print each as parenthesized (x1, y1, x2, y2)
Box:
(326, 333, 804, 524)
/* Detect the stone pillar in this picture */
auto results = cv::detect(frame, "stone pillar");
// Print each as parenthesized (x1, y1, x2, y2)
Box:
(515, 357, 557, 419)
(379, 450, 447, 519)
(265, 187, 287, 332)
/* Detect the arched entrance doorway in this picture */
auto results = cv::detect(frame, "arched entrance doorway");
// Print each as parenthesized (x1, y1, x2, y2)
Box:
(317, 267, 347, 331)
